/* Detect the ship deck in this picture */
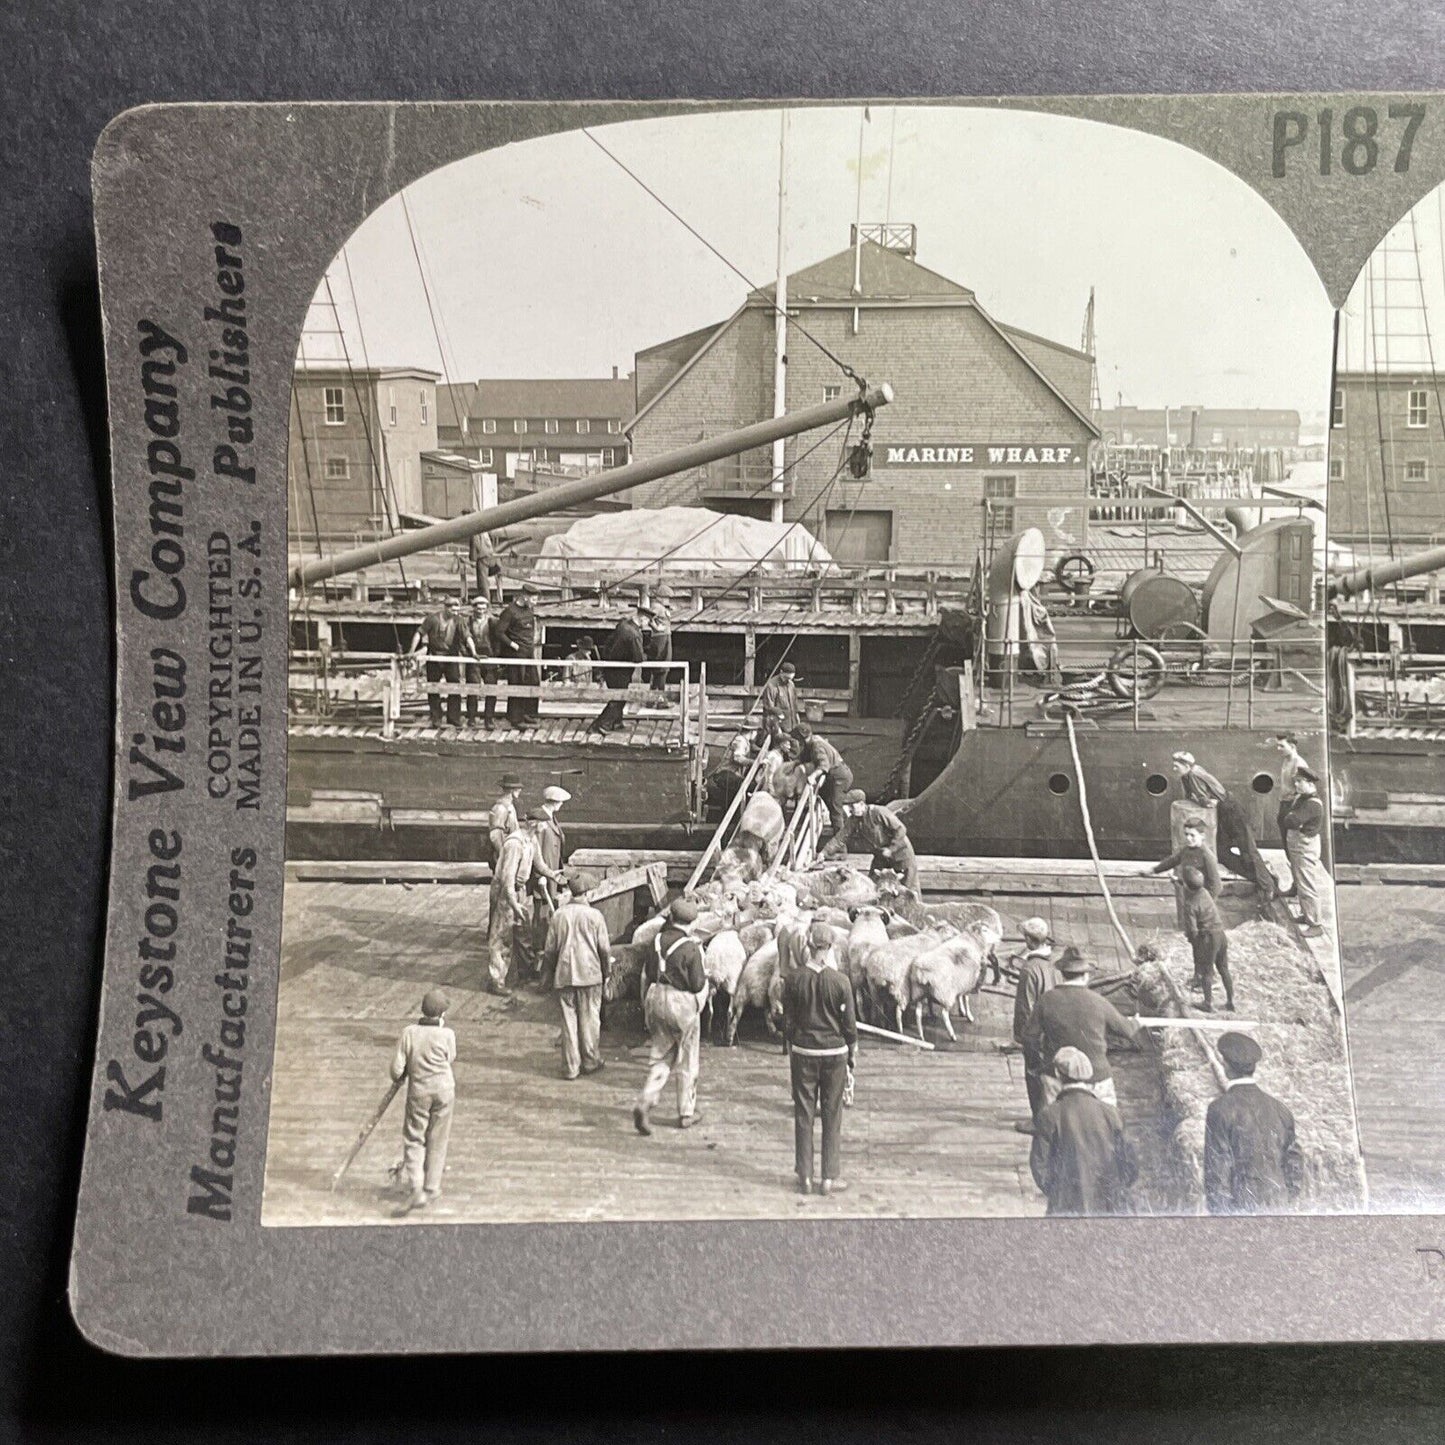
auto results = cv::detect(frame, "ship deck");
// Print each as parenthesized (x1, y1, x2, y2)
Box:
(261, 876, 1263, 1227)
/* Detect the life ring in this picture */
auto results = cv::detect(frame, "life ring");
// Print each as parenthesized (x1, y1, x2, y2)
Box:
(1106, 642, 1167, 700)
(1054, 552, 1097, 595)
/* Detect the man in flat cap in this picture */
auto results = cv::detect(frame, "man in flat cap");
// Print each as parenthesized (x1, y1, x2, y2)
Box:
(758, 660, 801, 738)
(1022, 947, 1141, 1110)
(823, 790, 921, 900)
(487, 815, 534, 998)
(1171, 750, 1280, 902)
(633, 898, 709, 1135)
(1204, 1032, 1305, 1214)
(1011, 917, 1059, 1133)
(590, 604, 647, 735)
(496, 581, 541, 729)
(464, 596, 500, 730)
(1281, 769, 1329, 938)
(1029, 1046, 1138, 1216)
(543, 871, 613, 1080)
(527, 786, 571, 987)
(781, 920, 859, 1195)
(644, 583, 675, 692)
(407, 594, 472, 728)
(390, 989, 457, 1215)
(488, 774, 524, 864)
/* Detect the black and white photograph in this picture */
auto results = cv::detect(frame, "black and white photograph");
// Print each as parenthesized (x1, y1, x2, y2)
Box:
(263, 103, 1364, 1226)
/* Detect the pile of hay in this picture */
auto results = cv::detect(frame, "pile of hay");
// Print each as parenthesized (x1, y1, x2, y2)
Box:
(1137, 920, 1365, 1214)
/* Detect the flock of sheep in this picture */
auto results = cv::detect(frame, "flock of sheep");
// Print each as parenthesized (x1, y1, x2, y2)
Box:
(605, 860, 1007, 1046)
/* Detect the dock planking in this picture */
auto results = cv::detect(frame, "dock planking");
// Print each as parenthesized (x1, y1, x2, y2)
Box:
(261, 880, 1261, 1227)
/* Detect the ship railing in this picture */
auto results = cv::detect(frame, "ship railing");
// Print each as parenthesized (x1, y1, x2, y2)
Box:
(1347, 650, 1445, 728)
(979, 635, 1329, 733)
(288, 649, 700, 744)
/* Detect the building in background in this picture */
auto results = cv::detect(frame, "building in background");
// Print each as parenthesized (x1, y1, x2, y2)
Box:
(437, 375, 634, 488)
(626, 229, 1098, 566)
(1328, 370, 1445, 546)
(288, 362, 439, 546)
(1097, 405, 1301, 450)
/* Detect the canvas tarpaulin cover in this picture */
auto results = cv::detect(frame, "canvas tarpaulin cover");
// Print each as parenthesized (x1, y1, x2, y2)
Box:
(532, 506, 834, 575)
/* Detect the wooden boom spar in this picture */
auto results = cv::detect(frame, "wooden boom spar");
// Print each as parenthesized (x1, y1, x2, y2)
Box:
(291, 383, 895, 589)
(1329, 542, 1445, 600)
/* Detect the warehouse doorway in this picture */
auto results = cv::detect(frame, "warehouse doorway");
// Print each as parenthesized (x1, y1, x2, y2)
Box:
(826, 509, 892, 562)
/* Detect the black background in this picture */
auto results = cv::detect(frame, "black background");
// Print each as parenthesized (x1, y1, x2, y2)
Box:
(5, 1, 1445, 1438)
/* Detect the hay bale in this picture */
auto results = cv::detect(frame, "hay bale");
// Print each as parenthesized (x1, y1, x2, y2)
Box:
(1138, 919, 1365, 1213)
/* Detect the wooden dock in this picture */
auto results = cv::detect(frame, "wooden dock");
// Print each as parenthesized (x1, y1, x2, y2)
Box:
(261, 877, 1262, 1227)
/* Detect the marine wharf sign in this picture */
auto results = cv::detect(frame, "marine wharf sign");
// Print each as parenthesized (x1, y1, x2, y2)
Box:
(878, 443, 1085, 466)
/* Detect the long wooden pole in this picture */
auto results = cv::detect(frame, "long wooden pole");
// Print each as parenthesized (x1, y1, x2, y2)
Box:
(330, 1076, 404, 1189)
(293, 384, 893, 588)
(858, 1020, 935, 1050)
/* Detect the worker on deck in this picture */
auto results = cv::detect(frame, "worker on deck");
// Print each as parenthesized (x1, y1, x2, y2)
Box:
(1204, 1032, 1305, 1214)
(464, 598, 499, 730)
(757, 660, 801, 738)
(565, 634, 598, 686)
(543, 870, 613, 1081)
(1171, 751, 1280, 903)
(1144, 816, 1222, 937)
(1273, 732, 1309, 863)
(486, 818, 535, 998)
(407, 595, 472, 729)
(1022, 947, 1141, 1110)
(496, 581, 541, 730)
(590, 605, 646, 735)
(468, 522, 503, 605)
(782, 920, 858, 1196)
(796, 723, 854, 839)
(644, 583, 674, 692)
(1181, 865, 1235, 1013)
(527, 788, 571, 986)
(1281, 769, 1328, 939)
(488, 774, 523, 863)
(389, 989, 457, 1215)
(1029, 1046, 1138, 1217)
(1010, 917, 1059, 1135)
(824, 790, 921, 900)
(633, 898, 708, 1135)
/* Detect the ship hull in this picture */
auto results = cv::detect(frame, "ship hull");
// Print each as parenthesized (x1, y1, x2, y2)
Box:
(1332, 732, 1445, 864)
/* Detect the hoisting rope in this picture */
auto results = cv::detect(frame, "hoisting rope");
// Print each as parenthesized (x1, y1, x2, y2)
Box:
(1063, 712, 1135, 960)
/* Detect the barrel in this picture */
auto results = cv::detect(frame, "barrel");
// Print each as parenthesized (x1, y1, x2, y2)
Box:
(1121, 569, 1199, 639)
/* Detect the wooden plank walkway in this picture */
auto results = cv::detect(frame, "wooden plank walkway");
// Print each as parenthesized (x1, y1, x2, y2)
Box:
(1337, 882, 1445, 1212)
(261, 879, 1263, 1227)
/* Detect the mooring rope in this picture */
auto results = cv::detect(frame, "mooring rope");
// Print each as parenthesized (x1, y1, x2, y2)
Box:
(1063, 712, 1136, 959)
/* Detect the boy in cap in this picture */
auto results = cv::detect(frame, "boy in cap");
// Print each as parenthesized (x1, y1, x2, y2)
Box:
(1144, 817, 1222, 934)
(1022, 947, 1141, 1110)
(543, 870, 613, 1080)
(390, 989, 457, 1214)
(1029, 1046, 1138, 1216)
(633, 898, 709, 1135)
(758, 661, 801, 737)
(1171, 751, 1280, 902)
(1204, 1032, 1305, 1214)
(488, 775, 523, 863)
(1281, 769, 1328, 937)
(781, 920, 859, 1194)
(1181, 864, 1235, 1013)
(1010, 917, 1059, 1133)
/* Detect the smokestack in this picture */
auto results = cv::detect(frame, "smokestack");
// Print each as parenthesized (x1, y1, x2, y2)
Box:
(612, 365, 619, 380)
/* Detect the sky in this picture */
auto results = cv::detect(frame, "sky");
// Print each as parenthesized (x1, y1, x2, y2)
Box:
(300, 104, 1340, 416)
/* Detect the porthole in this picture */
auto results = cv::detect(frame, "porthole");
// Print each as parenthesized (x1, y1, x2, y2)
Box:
(1252, 773, 1275, 795)
(1048, 773, 1071, 796)
(1145, 773, 1169, 796)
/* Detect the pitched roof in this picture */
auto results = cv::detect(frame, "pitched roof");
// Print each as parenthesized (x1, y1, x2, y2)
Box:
(999, 326, 1095, 418)
(750, 240, 975, 305)
(441, 377, 634, 422)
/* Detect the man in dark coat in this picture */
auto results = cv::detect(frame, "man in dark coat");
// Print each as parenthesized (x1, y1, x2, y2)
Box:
(1010, 917, 1058, 1133)
(823, 790, 920, 899)
(1204, 1032, 1305, 1214)
(797, 724, 854, 840)
(1029, 1046, 1138, 1216)
(407, 596, 471, 728)
(590, 607, 646, 735)
(758, 661, 801, 737)
(1171, 751, 1279, 901)
(496, 582, 541, 729)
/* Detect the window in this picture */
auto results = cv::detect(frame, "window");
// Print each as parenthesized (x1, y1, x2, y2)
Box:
(482, 418, 497, 434)
(607, 419, 622, 433)
(513, 419, 526, 433)
(576, 418, 590, 434)
(1407, 460, 1429, 482)
(325, 456, 349, 479)
(823, 385, 842, 402)
(479, 448, 494, 466)
(388, 388, 397, 427)
(984, 475, 1016, 532)
(1409, 389, 1429, 427)
(1332, 388, 1345, 427)
(826, 509, 892, 562)
(420, 391, 429, 424)
(1329, 457, 1343, 481)
(323, 387, 345, 424)
(601, 448, 617, 467)
(544, 418, 559, 435)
